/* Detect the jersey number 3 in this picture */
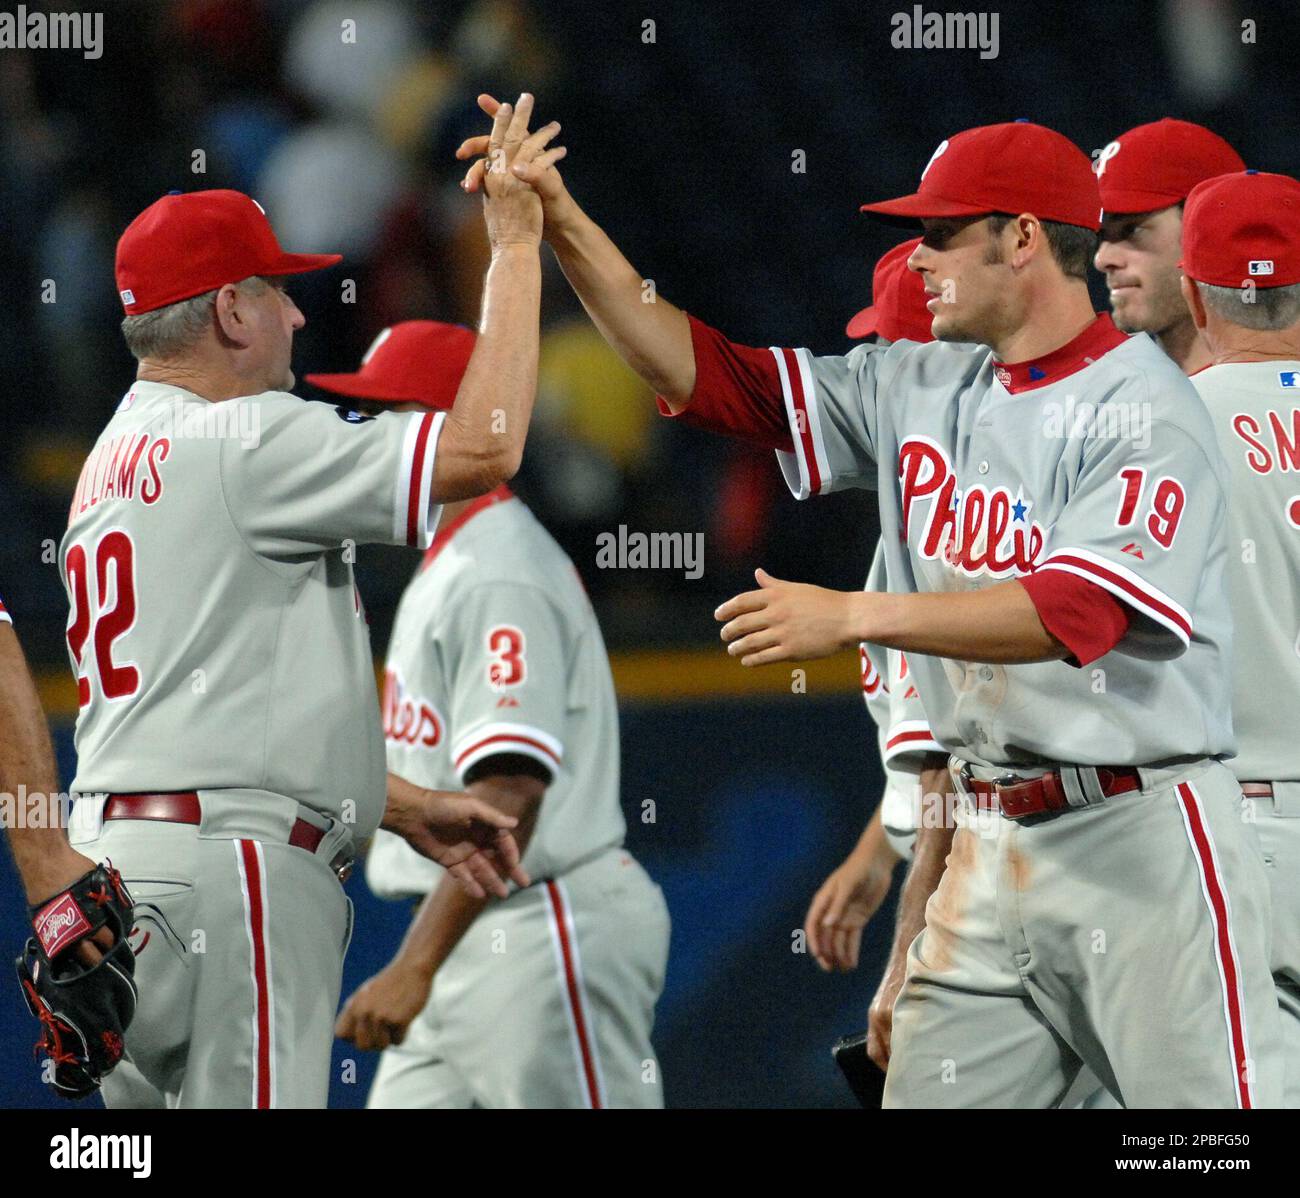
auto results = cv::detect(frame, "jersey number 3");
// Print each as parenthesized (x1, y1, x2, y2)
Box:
(487, 626, 525, 689)
(65, 530, 141, 706)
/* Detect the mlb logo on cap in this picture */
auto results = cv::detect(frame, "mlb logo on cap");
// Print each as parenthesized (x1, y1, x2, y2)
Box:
(1182, 171, 1300, 288)
(119, 289, 135, 305)
(1280, 372, 1299, 389)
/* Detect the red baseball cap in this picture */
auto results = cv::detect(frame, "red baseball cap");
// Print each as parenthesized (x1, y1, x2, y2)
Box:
(860, 121, 1101, 231)
(846, 237, 934, 342)
(1182, 171, 1300, 288)
(1094, 118, 1244, 214)
(115, 189, 342, 315)
(305, 321, 477, 411)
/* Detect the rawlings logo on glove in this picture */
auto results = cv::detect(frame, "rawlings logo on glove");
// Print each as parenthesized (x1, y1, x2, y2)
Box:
(15, 862, 138, 1100)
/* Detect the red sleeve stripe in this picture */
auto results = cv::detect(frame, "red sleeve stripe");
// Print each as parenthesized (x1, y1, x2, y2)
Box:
(0, 599, 10, 626)
(405, 412, 436, 546)
(453, 724, 565, 778)
(1034, 547, 1191, 645)
(772, 346, 826, 498)
(885, 721, 946, 761)
(395, 411, 444, 548)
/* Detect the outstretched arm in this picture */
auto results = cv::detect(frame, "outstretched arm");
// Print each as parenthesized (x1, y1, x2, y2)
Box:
(458, 94, 697, 409)
(434, 94, 550, 500)
(716, 570, 1070, 667)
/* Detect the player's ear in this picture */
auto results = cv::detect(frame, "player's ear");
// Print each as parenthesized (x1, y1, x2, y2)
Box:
(1180, 275, 1208, 331)
(1011, 214, 1037, 270)
(213, 282, 254, 349)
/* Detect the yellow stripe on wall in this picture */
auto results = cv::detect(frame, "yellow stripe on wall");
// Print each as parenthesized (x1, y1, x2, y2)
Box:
(36, 648, 860, 721)
(609, 649, 859, 701)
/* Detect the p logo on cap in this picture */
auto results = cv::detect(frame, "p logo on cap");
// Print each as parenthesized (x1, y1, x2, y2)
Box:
(859, 121, 1101, 230)
(920, 139, 950, 182)
(1093, 140, 1121, 178)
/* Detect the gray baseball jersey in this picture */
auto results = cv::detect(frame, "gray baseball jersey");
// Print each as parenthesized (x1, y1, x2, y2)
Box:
(364, 489, 668, 1109)
(705, 316, 1235, 769)
(1193, 361, 1300, 783)
(1194, 359, 1300, 1106)
(367, 489, 627, 892)
(61, 380, 445, 838)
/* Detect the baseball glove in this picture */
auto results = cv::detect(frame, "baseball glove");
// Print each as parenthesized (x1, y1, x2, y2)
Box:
(14, 862, 138, 1099)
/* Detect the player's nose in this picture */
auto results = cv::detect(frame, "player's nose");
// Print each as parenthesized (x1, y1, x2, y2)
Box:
(1093, 237, 1123, 275)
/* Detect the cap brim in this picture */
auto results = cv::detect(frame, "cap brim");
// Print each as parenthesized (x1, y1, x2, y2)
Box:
(270, 252, 343, 277)
(1099, 189, 1185, 216)
(860, 194, 993, 222)
(304, 372, 431, 405)
(845, 306, 878, 339)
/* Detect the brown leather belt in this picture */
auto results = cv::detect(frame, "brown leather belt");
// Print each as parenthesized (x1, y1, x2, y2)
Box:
(958, 765, 1143, 819)
(104, 792, 332, 856)
(1241, 782, 1274, 799)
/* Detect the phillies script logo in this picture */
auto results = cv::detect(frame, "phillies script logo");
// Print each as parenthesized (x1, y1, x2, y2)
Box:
(899, 436, 1044, 576)
(382, 668, 444, 749)
(34, 893, 91, 959)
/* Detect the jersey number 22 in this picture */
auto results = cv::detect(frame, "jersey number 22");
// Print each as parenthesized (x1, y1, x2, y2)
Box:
(65, 530, 141, 706)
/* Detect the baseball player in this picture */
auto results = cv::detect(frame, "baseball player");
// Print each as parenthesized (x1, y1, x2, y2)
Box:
(1180, 170, 1300, 1106)
(464, 103, 1283, 1107)
(1093, 118, 1244, 373)
(806, 239, 943, 975)
(315, 322, 676, 1107)
(56, 95, 560, 1108)
(313, 320, 671, 1109)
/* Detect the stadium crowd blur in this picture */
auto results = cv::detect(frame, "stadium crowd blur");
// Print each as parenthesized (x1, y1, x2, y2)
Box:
(2, 0, 1296, 670)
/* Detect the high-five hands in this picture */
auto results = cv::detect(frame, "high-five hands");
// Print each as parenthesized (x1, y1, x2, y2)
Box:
(458, 93, 575, 233)
(471, 92, 562, 251)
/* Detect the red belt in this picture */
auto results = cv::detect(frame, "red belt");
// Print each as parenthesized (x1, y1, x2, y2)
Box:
(1241, 782, 1274, 799)
(958, 766, 1143, 819)
(104, 792, 329, 853)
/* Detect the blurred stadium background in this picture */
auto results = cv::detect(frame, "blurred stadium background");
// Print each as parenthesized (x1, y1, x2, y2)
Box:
(1, 0, 1296, 1107)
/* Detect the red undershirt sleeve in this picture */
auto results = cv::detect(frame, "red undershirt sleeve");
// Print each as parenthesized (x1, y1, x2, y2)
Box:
(1018, 570, 1132, 668)
(655, 314, 795, 453)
